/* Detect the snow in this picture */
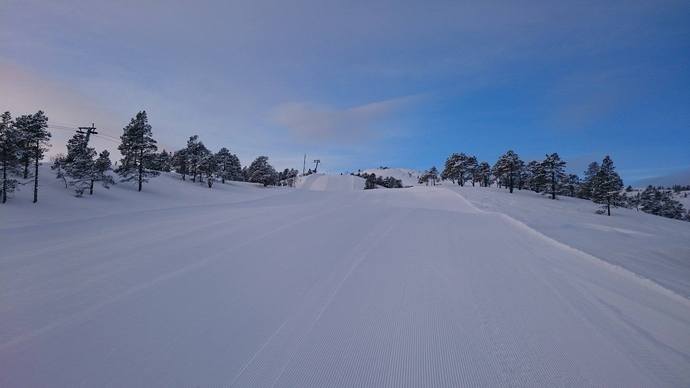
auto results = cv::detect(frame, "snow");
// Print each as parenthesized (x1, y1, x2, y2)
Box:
(451, 185, 690, 298)
(362, 167, 423, 187)
(2, 170, 690, 387)
(675, 190, 690, 210)
(296, 173, 365, 191)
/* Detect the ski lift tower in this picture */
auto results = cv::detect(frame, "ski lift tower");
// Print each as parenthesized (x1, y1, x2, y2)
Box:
(313, 159, 321, 173)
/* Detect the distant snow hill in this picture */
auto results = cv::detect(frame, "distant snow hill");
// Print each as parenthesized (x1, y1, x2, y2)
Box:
(296, 173, 365, 191)
(633, 168, 690, 187)
(361, 167, 424, 187)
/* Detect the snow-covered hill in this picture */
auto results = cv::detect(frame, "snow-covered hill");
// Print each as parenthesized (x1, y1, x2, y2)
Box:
(2, 170, 690, 386)
(1, 167, 287, 229)
(361, 167, 423, 187)
(296, 173, 365, 191)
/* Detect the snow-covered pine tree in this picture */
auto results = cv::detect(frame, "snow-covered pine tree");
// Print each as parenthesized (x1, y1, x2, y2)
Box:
(15, 111, 50, 203)
(62, 130, 96, 197)
(562, 174, 581, 197)
(184, 135, 203, 182)
(494, 150, 522, 193)
(150, 150, 172, 172)
(429, 166, 439, 186)
(579, 161, 600, 199)
(247, 156, 277, 186)
(466, 155, 479, 186)
(418, 167, 438, 186)
(442, 153, 461, 183)
(540, 153, 567, 200)
(639, 186, 687, 220)
(215, 147, 243, 183)
(115, 111, 159, 192)
(91, 150, 114, 195)
(591, 155, 623, 216)
(0, 111, 20, 203)
(51, 153, 68, 189)
(515, 159, 526, 190)
(477, 162, 491, 187)
(454, 153, 473, 186)
(526, 160, 544, 192)
(14, 114, 33, 180)
(172, 149, 188, 180)
(215, 147, 231, 184)
(198, 152, 218, 188)
(364, 173, 377, 189)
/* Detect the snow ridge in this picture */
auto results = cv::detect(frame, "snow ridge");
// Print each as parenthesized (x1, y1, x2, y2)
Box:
(449, 188, 690, 307)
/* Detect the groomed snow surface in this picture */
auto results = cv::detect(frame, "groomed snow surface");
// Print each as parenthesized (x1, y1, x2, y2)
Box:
(2, 171, 690, 387)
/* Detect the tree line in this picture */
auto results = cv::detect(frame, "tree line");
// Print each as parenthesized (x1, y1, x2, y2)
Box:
(351, 172, 403, 189)
(0, 111, 51, 203)
(0, 110, 297, 204)
(421, 150, 690, 221)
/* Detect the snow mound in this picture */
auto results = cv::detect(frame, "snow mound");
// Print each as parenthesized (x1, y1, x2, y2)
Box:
(361, 167, 423, 187)
(297, 173, 365, 191)
(0, 167, 287, 229)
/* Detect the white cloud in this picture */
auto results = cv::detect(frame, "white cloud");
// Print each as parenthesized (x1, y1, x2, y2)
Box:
(270, 95, 420, 141)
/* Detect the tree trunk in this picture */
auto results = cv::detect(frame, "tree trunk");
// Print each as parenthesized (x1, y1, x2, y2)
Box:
(509, 172, 514, 193)
(23, 160, 29, 179)
(33, 143, 39, 203)
(90, 179, 94, 195)
(2, 159, 6, 204)
(138, 149, 143, 192)
(607, 197, 611, 216)
(551, 171, 556, 199)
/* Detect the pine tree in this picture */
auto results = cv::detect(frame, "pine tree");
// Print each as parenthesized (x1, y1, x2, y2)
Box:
(14, 115, 33, 180)
(91, 150, 114, 195)
(51, 153, 68, 188)
(62, 130, 96, 197)
(493, 150, 522, 193)
(198, 152, 218, 188)
(639, 186, 687, 220)
(477, 162, 491, 187)
(515, 160, 527, 190)
(591, 155, 623, 216)
(150, 149, 172, 172)
(526, 160, 545, 192)
(215, 147, 243, 183)
(247, 156, 277, 186)
(466, 155, 479, 186)
(0, 112, 19, 203)
(563, 174, 581, 197)
(419, 167, 438, 186)
(454, 153, 473, 186)
(172, 149, 188, 180)
(442, 153, 461, 183)
(364, 173, 377, 189)
(184, 135, 203, 182)
(15, 111, 50, 203)
(115, 111, 159, 191)
(579, 162, 600, 199)
(540, 153, 567, 200)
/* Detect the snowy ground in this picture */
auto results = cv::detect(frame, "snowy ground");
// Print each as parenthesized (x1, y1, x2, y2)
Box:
(452, 185, 690, 298)
(2, 172, 690, 387)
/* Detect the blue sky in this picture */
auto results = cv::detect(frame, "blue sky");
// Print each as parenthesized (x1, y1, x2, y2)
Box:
(1, 0, 689, 182)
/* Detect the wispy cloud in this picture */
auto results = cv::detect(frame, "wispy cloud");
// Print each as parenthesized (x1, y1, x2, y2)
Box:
(270, 95, 422, 141)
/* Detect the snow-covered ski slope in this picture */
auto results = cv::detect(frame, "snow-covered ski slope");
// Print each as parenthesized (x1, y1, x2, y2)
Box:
(297, 173, 365, 191)
(2, 172, 690, 387)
